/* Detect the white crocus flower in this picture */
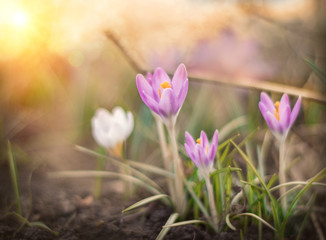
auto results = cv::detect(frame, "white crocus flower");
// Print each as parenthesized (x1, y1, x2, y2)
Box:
(91, 107, 134, 150)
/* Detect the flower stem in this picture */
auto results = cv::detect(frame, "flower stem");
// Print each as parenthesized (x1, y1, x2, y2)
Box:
(204, 175, 219, 232)
(154, 115, 175, 204)
(279, 138, 287, 212)
(167, 125, 185, 217)
(94, 150, 106, 199)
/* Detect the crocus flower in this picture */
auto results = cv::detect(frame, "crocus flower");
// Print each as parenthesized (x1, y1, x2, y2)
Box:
(259, 92, 301, 139)
(136, 64, 189, 126)
(91, 107, 134, 150)
(184, 130, 219, 177)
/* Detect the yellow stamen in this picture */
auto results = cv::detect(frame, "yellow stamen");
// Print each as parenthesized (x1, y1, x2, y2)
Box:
(206, 146, 209, 153)
(159, 81, 171, 98)
(274, 101, 280, 121)
(196, 138, 201, 144)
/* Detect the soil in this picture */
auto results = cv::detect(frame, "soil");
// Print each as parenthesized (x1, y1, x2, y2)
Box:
(0, 163, 323, 240)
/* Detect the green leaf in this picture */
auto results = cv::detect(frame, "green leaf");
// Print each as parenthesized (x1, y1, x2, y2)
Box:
(155, 213, 179, 240)
(122, 194, 169, 213)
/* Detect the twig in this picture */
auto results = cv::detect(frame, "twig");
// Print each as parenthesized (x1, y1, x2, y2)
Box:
(104, 31, 326, 103)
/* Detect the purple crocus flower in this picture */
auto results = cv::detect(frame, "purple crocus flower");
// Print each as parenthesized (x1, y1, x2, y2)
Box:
(136, 64, 189, 126)
(259, 92, 301, 139)
(184, 130, 219, 176)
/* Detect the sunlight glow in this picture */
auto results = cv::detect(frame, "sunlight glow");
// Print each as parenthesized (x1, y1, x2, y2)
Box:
(12, 10, 29, 28)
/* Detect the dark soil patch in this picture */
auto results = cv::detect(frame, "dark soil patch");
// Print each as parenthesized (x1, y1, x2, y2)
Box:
(0, 164, 323, 240)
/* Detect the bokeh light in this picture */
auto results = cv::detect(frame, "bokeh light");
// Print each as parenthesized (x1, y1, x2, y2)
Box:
(11, 10, 29, 28)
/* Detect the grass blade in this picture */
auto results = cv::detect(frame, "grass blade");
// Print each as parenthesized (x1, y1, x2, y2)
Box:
(231, 213, 276, 231)
(226, 214, 236, 231)
(123, 194, 169, 213)
(29, 222, 59, 236)
(75, 145, 164, 192)
(219, 115, 248, 142)
(163, 220, 207, 228)
(156, 213, 179, 240)
(183, 180, 210, 219)
(48, 170, 163, 196)
(7, 142, 22, 215)
(304, 58, 326, 85)
(126, 160, 174, 178)
(10, 212, 58, 236)
(230, 140, 281, 230)
(280, 168, 326, 236)
(296, 194, 315, 240)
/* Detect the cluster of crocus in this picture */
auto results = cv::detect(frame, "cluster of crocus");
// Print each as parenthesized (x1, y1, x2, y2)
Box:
(88, 61, 305, 233)
(259, 92, 301, 140)
(184, 130, 219, 178)
(91, 107, 134, 152)
(136, 64, 188, 127)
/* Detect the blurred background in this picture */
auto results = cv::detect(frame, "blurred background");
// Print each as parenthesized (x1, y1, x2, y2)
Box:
(0, 0, 325, 193)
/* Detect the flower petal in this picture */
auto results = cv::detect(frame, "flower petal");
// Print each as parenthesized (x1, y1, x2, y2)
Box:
(112, 107, 127, 125)
(212, 130, 219, 147)
(258, 102, 269, 123)
(196, 144, 206, 167)
(136, 74, 155, 100)
(208, 143, 217, 164)
(152, 67, 171, 101)
(107, 123, 124, 146)
(200, 131, 209, 149)
(141, 91, 160, 115)
(125, 111, 134, 138)
(91, 117, 107, 147)
(208, 130, 218, 162)
(279, 93, 290, 114)
(185, 131, 196, 149)
(177, 79, 189, 109)
(146, 72, 153, 83)
(279, 105, 291, 132)
(290, 96, 301, 126)
(158, 88, 178, 118)
(185, 143, 198, 166)
(266, 112, 280, 133)
(260, 92, 275, 112)
(172, 64, 187, 96)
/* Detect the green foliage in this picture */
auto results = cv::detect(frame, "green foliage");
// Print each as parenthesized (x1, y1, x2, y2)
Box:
(8, 142, 22, 215)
